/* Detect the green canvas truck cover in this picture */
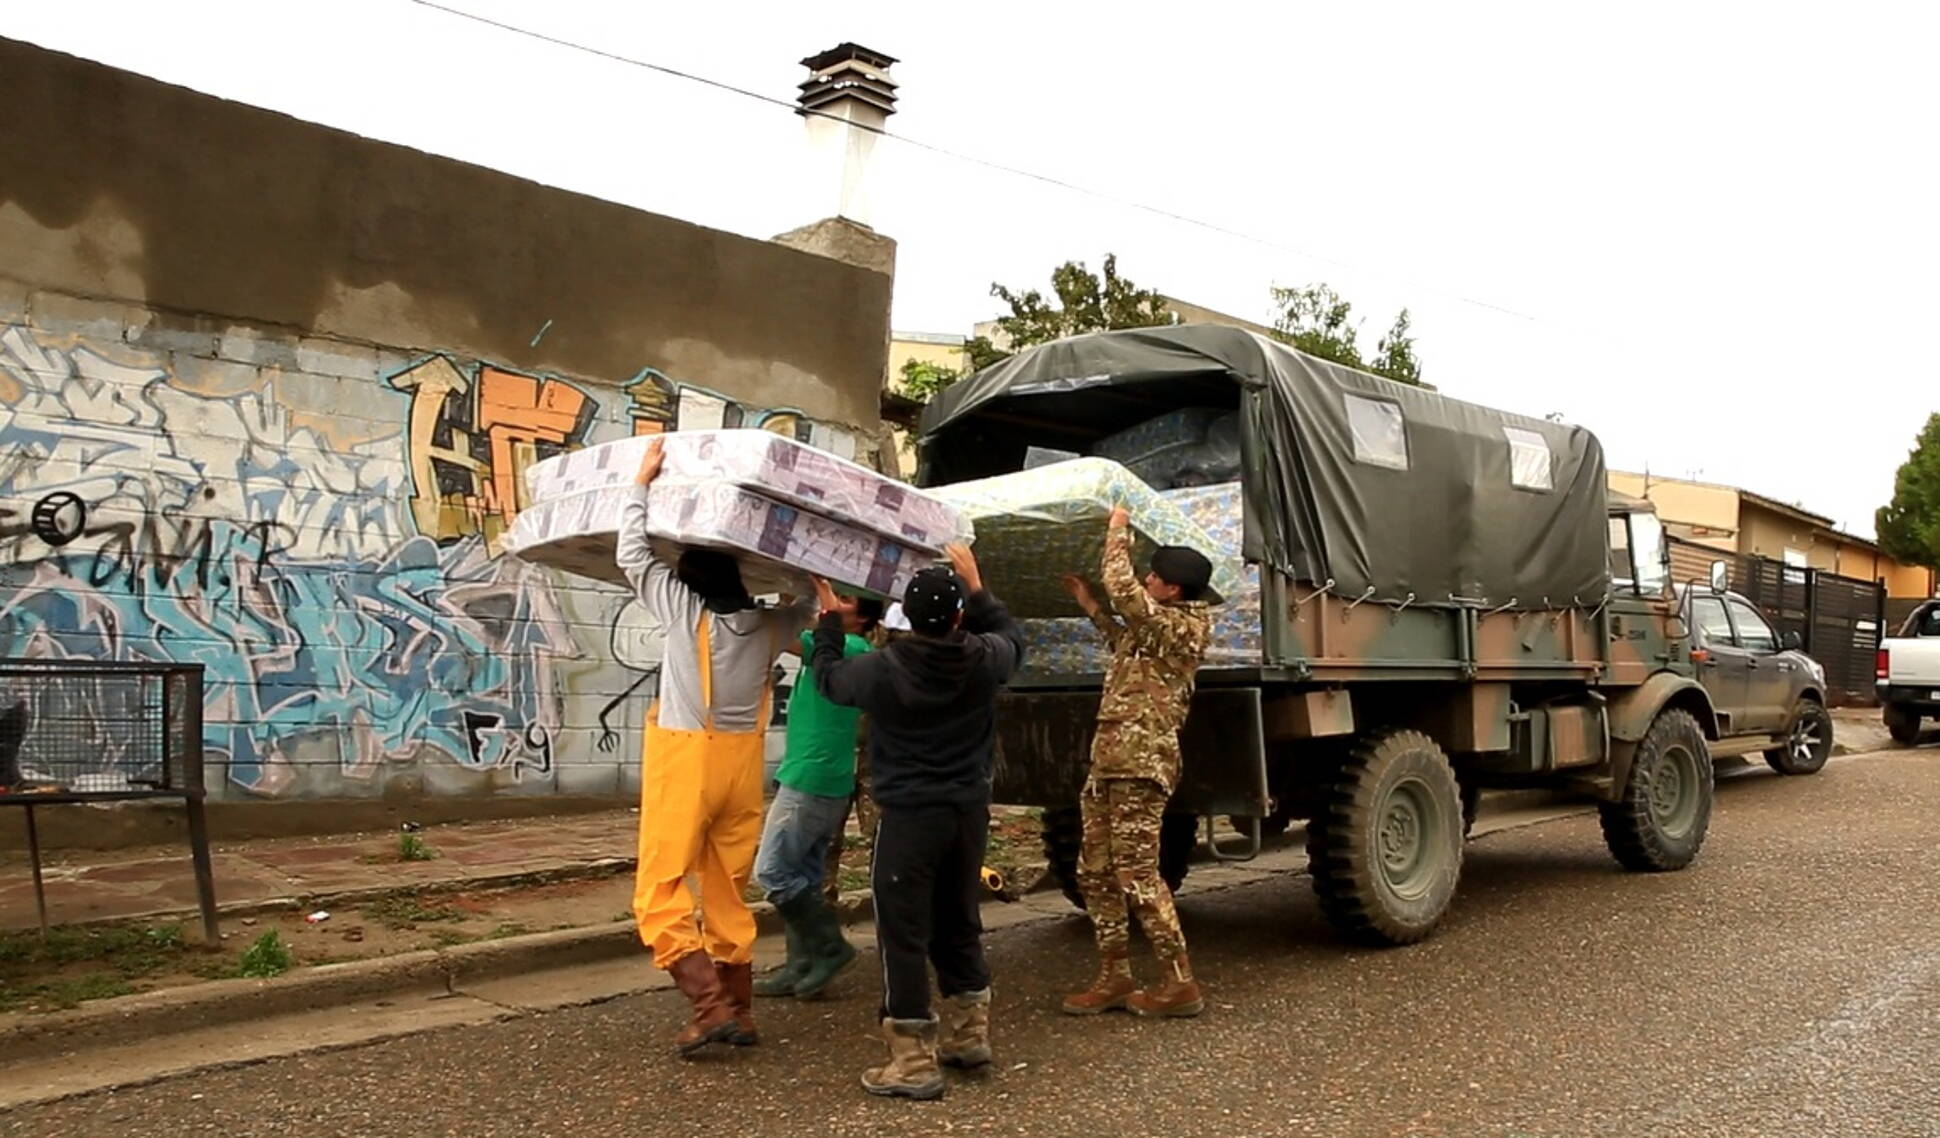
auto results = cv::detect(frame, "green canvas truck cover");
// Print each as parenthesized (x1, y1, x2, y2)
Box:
(918, 324, 1609, 612)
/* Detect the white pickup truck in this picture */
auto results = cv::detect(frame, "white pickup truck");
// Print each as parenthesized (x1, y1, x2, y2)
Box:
(1878, 599, 1940, 745)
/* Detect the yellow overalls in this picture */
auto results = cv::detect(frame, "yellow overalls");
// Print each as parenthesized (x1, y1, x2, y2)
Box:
(632, 612, 773, 969)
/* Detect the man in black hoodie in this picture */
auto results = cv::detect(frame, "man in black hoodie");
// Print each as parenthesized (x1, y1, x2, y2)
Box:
(809, 544, 1023, 1101)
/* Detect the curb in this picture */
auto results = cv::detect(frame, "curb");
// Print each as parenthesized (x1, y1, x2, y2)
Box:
(0, 887, 882, 1065)
(0, 785, 1578, 1065)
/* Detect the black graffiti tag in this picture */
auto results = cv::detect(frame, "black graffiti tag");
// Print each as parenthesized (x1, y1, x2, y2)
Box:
(28, 492, 86, 547)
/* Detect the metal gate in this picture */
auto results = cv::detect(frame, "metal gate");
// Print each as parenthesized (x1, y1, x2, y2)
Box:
(1730, 556, 1885, 707)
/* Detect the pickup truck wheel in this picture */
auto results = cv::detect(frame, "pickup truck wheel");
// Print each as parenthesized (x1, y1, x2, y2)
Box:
(1042, 803, 1193, 912)
(1599, 709, 1713, 872)
(1306, 728, 1464, 946)
(1764, 698, 1832, 775)
(1885, 704, 1922, 747)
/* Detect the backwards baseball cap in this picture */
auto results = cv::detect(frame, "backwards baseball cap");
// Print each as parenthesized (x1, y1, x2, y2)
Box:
(901, 566, 966, 633)
(1150, 545, 1216, 602)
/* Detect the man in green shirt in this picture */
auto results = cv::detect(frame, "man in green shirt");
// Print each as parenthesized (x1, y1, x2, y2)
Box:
(752, 593, 884, 999)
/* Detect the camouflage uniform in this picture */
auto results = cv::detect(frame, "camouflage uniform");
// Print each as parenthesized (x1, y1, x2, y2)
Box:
(1075, 524, 1212, 962)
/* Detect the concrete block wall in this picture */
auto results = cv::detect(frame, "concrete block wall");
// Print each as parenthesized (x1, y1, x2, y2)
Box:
(0, 287, 871, 800)
(0, 37, 894, 804)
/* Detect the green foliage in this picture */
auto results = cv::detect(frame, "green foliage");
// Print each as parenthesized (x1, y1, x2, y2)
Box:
(397, 832, 435, 862)
(978, 254, 1174, 370)
(1269, 283, 1424, 386)
(1877, 413, 1940, 570)
(899, 357, 964, 403)
(236, 931, 294, 979)
(0, 923, 188, 1011)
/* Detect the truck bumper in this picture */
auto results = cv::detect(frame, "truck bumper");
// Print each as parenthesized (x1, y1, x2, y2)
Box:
(1876, 683, 1940, 714)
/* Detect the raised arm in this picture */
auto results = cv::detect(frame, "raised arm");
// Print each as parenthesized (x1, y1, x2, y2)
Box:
(1062, 573, 1125, 651)
(1099, 506, 1158, 628)
(808, 577, 878, 708)
(615, 437, 694, 627)
(948, 544, 1025, 682)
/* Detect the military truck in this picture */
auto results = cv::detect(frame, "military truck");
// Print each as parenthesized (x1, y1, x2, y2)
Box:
(914, 324, 1826, 946)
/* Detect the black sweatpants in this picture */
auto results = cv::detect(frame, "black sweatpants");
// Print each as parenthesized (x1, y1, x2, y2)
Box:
(871, 800, 991, 1021)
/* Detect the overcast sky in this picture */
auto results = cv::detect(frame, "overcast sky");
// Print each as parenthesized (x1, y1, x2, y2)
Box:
(12, 1, 1936, 538)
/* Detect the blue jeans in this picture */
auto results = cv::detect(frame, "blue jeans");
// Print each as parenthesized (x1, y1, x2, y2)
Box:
(753, 784, 851, 905)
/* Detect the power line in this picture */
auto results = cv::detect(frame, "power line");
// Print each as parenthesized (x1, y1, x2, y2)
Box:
(403, 0, 1545, 325)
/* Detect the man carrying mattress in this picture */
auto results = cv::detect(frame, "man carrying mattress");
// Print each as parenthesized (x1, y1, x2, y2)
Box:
(620, 436, 812, 1057)
(1059, 505, 1214, 1019)
(808, 550, 1024, 1100)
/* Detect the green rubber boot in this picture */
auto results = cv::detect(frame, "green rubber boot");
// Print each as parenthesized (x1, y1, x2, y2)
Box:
(792, 892, 857, 1000)
(752, 914, 810, 998)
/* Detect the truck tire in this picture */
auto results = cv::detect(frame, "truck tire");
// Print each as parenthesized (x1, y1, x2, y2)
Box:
(1885, 704, 1922, 747)
(1306, 728, 1465, 946)
(1041, 803, 1194, 912)
(1764, 698, 1833, 775)
(1599, 708, 1712, 872)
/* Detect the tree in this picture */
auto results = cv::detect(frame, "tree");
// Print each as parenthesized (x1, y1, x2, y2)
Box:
(1268, 283, 1424, 386)
(898, 357, 963, 403)
(981, 254, 1174, 365)
(1877, 413, 1940, 571)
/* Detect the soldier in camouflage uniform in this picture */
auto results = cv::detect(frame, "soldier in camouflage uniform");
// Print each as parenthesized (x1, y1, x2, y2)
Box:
(1059, 506, 1214, 1019)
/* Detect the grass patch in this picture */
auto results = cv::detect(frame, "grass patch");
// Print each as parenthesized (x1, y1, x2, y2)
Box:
(429, 929, 476, 948)
(236, 931, 294, 979)
(0, 923, 191, 1012)
(397, 833, 435, 862)
(362, 895, 464, 930)
(836, 866, 871, 894)
(486, 923, 530, 940)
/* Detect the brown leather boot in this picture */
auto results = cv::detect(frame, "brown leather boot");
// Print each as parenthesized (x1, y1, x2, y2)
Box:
(1127, 953, 1205, 1018)
(860, 1017, 945, 1100)
(938, 987, 992, 1069)
(714, 960, 758, 1046)
(1060, 954, 1137, 1016)
(667, 952, 739, 1056)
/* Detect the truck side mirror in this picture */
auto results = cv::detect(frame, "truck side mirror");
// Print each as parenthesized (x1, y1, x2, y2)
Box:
(1782, 630, 1803, 651)
(1708, 561, 1728, 595)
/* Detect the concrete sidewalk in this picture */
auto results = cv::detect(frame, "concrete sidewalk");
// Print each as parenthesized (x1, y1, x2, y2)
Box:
(0, 811, 639, 932)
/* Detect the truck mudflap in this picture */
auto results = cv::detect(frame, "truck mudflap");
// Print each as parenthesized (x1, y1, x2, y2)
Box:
(992, 686, 1270, 816)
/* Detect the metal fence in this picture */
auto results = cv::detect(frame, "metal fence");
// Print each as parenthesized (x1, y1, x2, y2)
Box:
(0, 660, 204, 797)
(0, 660, 215, 939)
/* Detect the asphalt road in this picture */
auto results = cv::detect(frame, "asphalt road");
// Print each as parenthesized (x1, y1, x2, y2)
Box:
(9, 746, 1940, 1138)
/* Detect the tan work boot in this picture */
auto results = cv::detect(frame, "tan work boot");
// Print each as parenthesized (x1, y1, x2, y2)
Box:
(667, 952, 739, 1056)
(1061, 954, 1137, 1015)
(860, 1017, 946, 1100)
(938, 988, 992, 1069)
(713, 960, 758, 1045)
(1127, 953, 1205, 1018)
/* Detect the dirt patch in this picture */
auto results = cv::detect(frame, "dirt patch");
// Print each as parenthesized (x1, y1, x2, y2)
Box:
(0, 808, 1051, 1014)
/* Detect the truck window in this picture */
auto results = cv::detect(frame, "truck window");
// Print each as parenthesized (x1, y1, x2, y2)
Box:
(1908, 604, 1940, 638)
(1691, 595, 1733, 645)
(1726, 598, 1778, 653)
(1344, 394, 1408, 470)
(1608, 516, 1632, 583)
(1504, 427, 1554, 491)
(1628, 511, 1669, 596)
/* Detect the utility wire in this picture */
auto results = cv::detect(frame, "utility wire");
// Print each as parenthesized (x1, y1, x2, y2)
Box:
(404, 0, 1545, 324)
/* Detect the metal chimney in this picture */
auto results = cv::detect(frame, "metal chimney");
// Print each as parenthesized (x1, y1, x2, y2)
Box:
(796, 43, 899, 227)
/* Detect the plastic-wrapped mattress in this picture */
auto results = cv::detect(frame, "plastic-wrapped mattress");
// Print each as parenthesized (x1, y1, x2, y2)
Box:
(1015, 480, 1261, 674)
(503, 431, 965, 598)
(928, 457, 1238, 619)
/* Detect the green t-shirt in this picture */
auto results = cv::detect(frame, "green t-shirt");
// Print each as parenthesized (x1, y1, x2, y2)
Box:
(776, 631, 870, 799)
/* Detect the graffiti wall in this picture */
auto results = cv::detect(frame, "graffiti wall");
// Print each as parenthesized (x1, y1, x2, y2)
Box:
(0, 290, 861, 799)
